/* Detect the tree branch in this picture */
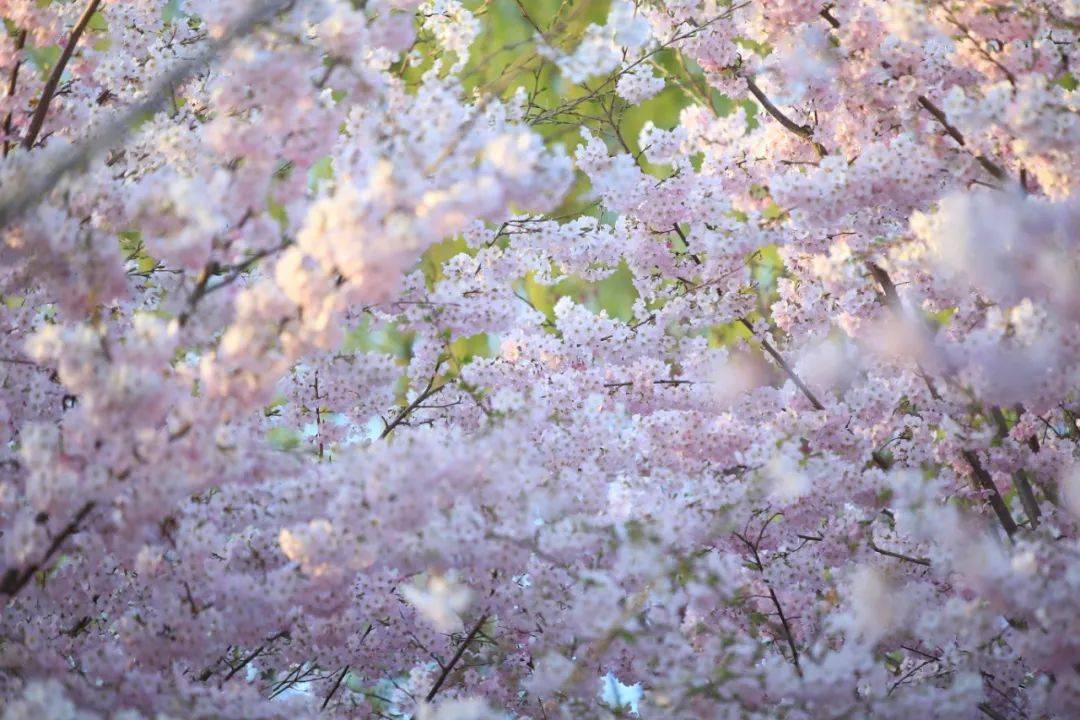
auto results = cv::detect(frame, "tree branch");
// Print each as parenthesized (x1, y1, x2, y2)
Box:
(220, 643, 268, 685)
(766, 585, 802, 676)
(866, 261, 901, 310)
(22, 0, 103, 151)
(819, 6, 841, 29)
(739, 318, 824, 410)
(870, 540, 931, 567)
(321, 665, 350, 710)
(198, 629, 289, 684)
(0, 500, 95, 598)
(745, 77, 827, 157)
(734, 528, 802, 676)
(962, 450, 1018, 538)
(3, 29, 28, 157)
(177, 238, 292, 327)
(0, 0, 294, 229)
(426, 613, 488, 702)
(745, 77, 811, 138)
(814, 9, 1008, 184)
(989, 406, 1041, 528)
(672, 223, 702, 265)
(380, 369, 446, 439)
(1012, 470, 1041, 528)
(865, 262, 943, 401)
(978, 702, 1010, 720)
(916, 95, 1006, 181)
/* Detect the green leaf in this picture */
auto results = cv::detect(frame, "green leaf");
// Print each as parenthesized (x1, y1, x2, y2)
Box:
(88, 11, 108, 33)
(1053, 72, 1078, 91)
(267, 197, 288, 229)
(163, 0, 184, 23)
(27, 44, 61, 77)
(308, 155, 334, 190)
(267, 426, 301, 451)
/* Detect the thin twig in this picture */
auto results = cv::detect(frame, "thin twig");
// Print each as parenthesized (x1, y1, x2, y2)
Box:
(734, 528, 802, 676)
(603, 378, 697, 388)
(739, 318, 824, 410)
(177, 239, 292, 327)
(321, 665, 350, 710)
(380, 370, 446, 439)
(870, 540, 931, 567)
(220, 644, 268, 685)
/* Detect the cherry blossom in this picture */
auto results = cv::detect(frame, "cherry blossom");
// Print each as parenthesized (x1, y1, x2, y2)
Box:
(0, 1, 1078, 719)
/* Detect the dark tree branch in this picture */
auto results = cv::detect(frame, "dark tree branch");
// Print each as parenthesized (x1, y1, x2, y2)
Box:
(745, 77, 812, 138)
(739, 318, 824, 410)
(220, 644, 268, 685)
(870, 540, 931, 567)
(815, 9, 1008, 183)
(321, 665, 350, 710)
(672, 224, 702, 265)
(819, 6, 841, 29)
(177, 238, 292, 327)
(989, 406, 1041, 527)
(380, 368, 446, 439)
(199, 629, 289, 684)
(916, 95, 1006, 181)
(22, 1, 103, 150)
(978, 702, 1010, 720)
(767, 585, 803, 676)
(3, 29, 28, 157)
(865, 262, 943, 401)
(0, 0, 295, 229)
(426, 613, 489, 702)
(866, 261, 901, 310)
(0, 501, 95, 598)
(962, 450, 1018, 538)
(1012, 470, 1041, 528)
(745, 77, 827, 157)
(734, 528, 803, 676)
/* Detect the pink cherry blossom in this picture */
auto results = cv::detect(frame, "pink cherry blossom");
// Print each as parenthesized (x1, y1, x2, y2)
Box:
(0, 1, 1078, 718)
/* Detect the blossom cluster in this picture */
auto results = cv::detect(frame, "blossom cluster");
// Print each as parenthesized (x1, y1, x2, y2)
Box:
(0, 1, 1078, 719)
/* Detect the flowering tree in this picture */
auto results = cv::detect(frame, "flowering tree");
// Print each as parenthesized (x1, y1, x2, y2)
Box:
(0, 0, 1078, 717)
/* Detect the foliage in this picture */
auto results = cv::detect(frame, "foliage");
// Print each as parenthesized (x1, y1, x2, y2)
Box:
(0, 1, 1078, 719)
